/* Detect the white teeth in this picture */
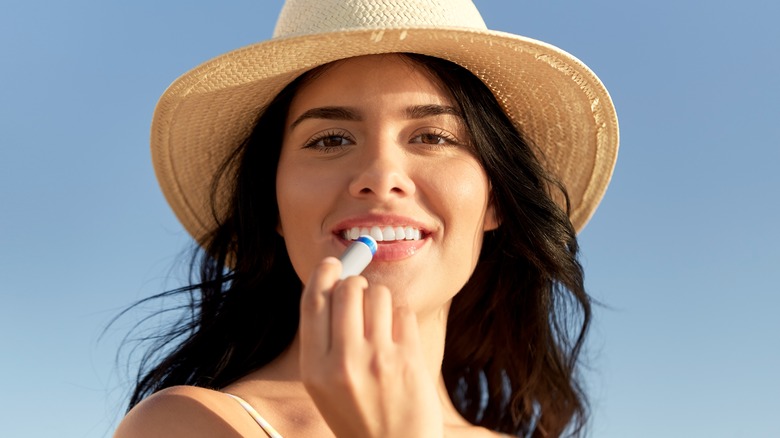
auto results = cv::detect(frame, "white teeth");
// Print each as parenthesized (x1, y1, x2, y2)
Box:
(382, 226, 396, 240)
(370, 226, 383, 241)
(341, 225, 424, 241)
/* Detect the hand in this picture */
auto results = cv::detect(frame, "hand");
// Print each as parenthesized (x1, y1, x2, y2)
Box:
(299, 257, 444, 438)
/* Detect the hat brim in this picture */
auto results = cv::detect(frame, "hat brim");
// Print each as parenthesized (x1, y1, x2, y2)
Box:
(151, 26, 619, 242)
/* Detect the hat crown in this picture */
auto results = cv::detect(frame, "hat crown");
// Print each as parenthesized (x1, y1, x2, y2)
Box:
(273, 0, 487, 38)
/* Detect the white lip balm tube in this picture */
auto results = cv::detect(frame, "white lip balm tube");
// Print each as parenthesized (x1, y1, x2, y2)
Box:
(338, 235, 377, 279)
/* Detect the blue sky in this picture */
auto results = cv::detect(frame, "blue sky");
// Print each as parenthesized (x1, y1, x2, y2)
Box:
(1, 1, 778, 437)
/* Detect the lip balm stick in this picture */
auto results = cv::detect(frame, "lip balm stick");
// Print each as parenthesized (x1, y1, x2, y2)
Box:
(338, 235, 377, 279)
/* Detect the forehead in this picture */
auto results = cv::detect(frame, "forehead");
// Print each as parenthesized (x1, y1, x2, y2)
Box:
(289, 54, 453, 110)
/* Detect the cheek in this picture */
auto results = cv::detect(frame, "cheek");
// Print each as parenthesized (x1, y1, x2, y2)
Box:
(440, 161, 490, 225)
(427, 159, 491, 262)
(276, 159, 322, 233)
(276, 153, 349, 284)
(276, 159, 323, 278)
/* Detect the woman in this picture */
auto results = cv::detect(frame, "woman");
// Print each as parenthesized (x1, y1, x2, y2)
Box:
(115, 0, 618, 437)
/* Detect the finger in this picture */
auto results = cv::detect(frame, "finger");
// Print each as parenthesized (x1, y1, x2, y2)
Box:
(330, 275, 368, 355)
(363, 284, 393, 345)
(300, 257, 342, 361)
(392, 304, 421, 349)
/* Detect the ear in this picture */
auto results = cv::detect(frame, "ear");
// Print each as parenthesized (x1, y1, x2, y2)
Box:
(483, 197, 500, 232)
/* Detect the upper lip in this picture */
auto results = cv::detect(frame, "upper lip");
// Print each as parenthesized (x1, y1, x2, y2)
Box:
(331, 213, 433, 235)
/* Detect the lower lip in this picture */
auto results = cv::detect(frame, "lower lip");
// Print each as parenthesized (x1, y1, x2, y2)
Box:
(337, 236, 428, 261)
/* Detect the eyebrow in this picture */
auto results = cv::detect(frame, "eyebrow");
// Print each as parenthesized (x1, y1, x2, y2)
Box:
(405, 104, 462, 120)
(289, 106, 361, 130)
(288, 104, 462, 130)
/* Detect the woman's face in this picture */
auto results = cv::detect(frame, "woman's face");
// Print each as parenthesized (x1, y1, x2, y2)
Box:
(276, 54, 497, 315)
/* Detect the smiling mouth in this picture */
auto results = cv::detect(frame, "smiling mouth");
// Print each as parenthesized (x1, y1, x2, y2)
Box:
(341, 226, 424, 242)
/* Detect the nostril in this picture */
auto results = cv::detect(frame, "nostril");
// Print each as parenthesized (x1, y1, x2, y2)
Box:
(358, 186, 403, 195)
(349, 166, 415, 199)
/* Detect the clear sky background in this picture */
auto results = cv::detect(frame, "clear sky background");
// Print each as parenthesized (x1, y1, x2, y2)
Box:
(1, 1, 778, 437)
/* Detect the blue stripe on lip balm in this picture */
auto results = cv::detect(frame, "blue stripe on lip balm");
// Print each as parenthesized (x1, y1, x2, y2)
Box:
(338, 235, 377, 279)
(355, 235, 377, 255)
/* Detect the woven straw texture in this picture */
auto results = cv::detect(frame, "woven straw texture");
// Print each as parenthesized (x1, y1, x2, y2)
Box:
(151, 0, 619, 242)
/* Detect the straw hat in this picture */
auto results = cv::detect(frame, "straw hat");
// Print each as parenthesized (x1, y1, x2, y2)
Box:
(151, 0, 619, 241)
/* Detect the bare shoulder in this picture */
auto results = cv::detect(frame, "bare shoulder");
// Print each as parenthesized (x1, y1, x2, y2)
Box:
(113, 386, 255, 438)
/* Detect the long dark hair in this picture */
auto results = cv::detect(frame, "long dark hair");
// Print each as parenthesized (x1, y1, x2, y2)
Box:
(124, 53, 590, 437)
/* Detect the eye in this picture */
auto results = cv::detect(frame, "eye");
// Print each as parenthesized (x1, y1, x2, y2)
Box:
(410, 128, 461, 147)
(303, 130, 355, 151)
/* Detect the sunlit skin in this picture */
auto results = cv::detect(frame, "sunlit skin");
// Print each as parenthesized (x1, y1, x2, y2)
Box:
(267, 54, 501, 437)
(276, 54, 498, 317)
(114, 54, 505, 438)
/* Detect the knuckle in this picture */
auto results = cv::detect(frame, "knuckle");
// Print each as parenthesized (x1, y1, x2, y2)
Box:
(300, 290, 326, 313)
(341, 275, 369, 289)
(332, 281, 364, 303)
(368, 350, 395, 378)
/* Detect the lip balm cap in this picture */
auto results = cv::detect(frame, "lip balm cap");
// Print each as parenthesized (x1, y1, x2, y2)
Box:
(338, 235, 377, 279)
(355, 235, 377, 255)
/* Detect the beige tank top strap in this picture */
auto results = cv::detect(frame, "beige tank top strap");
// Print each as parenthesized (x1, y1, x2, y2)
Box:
(224, 393, 284, 438)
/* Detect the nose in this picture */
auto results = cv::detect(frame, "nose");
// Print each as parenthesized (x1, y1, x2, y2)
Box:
(348, 140, 415, 200)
